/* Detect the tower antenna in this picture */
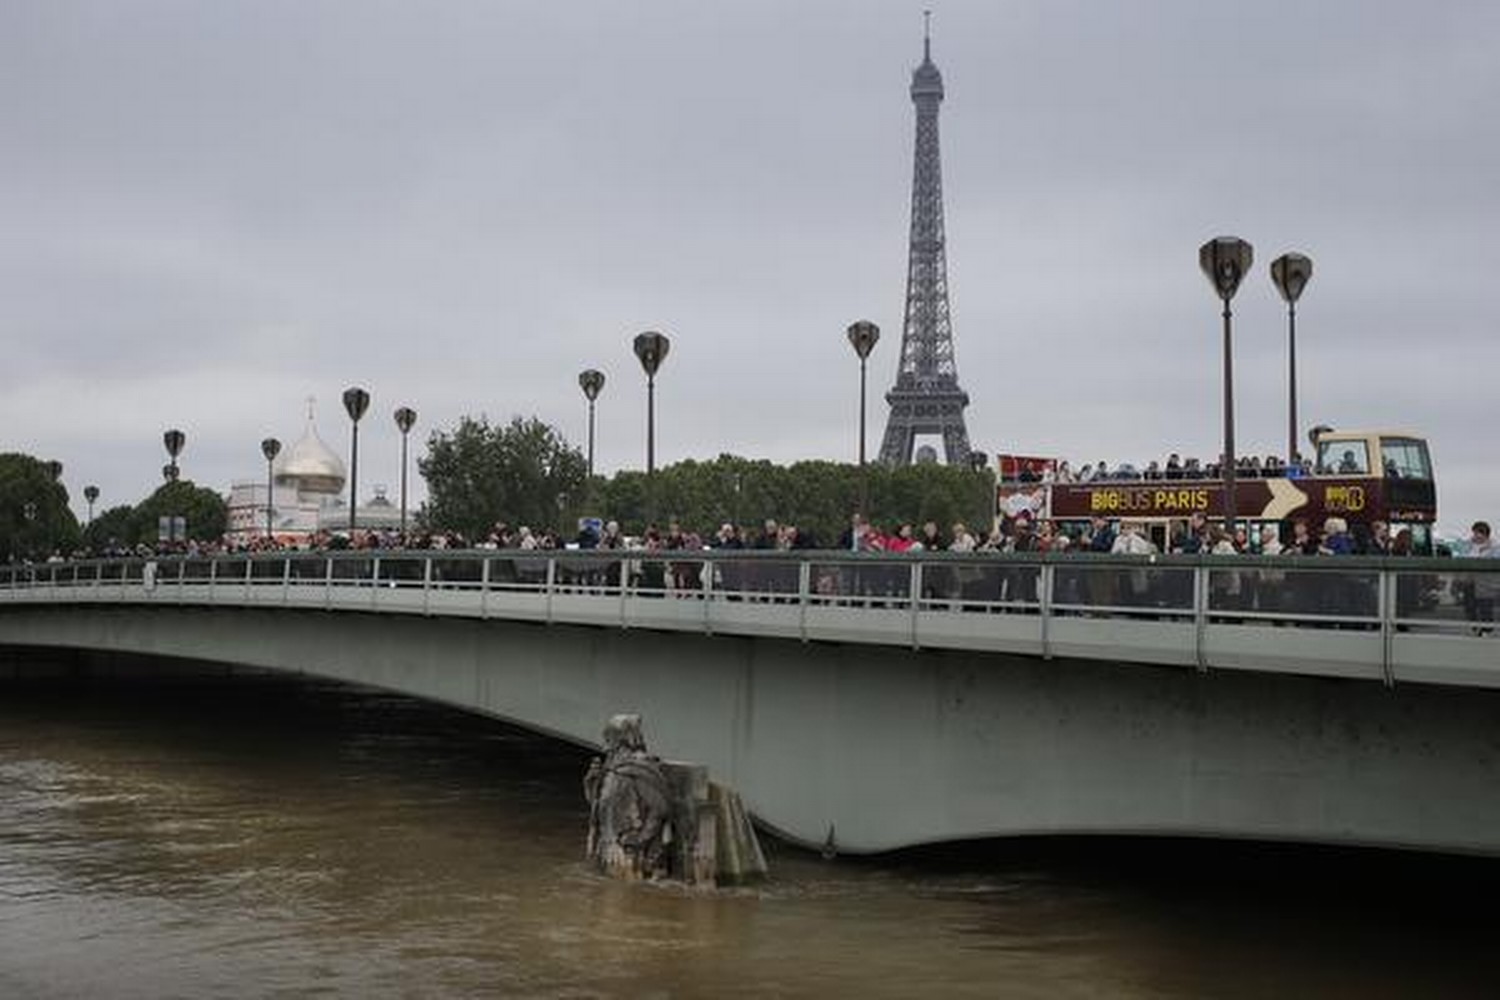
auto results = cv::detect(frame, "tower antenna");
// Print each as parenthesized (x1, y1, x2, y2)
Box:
(923, 9, 931, 61)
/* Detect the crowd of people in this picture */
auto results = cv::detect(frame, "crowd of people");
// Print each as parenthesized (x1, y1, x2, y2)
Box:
(1001, 451, 1369, 485)
(12, 513, 1499, 628)
(23, 512, 1500, 564)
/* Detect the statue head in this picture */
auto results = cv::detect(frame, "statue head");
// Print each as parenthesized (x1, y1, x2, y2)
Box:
(602, 713, 646, 754)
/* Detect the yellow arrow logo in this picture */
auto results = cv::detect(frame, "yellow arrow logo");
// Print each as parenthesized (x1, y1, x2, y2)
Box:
(1261, 478, 1310, 520)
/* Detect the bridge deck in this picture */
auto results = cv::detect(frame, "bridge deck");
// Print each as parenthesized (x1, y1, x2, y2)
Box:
(3, 551, 1495, 688)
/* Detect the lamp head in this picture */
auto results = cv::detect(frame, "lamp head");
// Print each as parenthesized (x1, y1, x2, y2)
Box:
(1199, 237, 1254, 302)
(163, 429, 186, 460)
(846, 320, 880, 360)
(83, 485, 99, 504)
(261, 437, 282, 462)
(342, 387, 371, 423)
(1271, 252, 1313, 304)
(633, 332, 671, 377)
(394, 406, 417, 434)
(578, 369, 606, 401)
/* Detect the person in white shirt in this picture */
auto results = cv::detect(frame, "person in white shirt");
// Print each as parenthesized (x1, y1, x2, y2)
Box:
(1259, 526, 1283, 556)
(1111, 521, 1157, 555)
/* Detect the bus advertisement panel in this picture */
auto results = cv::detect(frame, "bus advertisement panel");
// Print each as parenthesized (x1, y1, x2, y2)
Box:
(999, 476, 1434, 528)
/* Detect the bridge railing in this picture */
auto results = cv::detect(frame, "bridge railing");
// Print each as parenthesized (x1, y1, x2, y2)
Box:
(2, 551, 1497, 688)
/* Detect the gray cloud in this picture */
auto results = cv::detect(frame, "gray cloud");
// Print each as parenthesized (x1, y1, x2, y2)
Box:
(2, 0, 1495, 532)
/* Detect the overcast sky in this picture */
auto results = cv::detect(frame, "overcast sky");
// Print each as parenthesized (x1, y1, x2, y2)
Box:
(3, 1, 1497, 532)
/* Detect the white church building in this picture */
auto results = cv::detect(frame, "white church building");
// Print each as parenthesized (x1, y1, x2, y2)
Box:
(226, 407, 403, 546)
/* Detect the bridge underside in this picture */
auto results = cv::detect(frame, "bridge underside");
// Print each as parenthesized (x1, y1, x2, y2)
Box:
(4, 605, 1499, 856)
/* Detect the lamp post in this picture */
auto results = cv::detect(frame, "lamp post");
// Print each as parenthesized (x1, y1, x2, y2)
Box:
(260, 438, 281, 540)
(394, 406, 417, 539)
(845, 321, 880, 466)
(1270, 252, 1313, 470)
(968, 449, 994, 533)
(1199, 236, 1253, 530)
(83, 485, 99, 526)
(632, 332, 670, 475)
(163, 429, 185, 482)
(578, 370, 605, 478)
(846, 321, 880, 514)
(342, 387, 371, 533)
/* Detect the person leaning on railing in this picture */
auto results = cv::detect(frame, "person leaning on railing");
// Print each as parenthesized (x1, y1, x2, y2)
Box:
(1206, 528, 1244, 610)
(1110, 521, 1159, 609)
(1466, 522, 1499, 633)
(1253, 526, 1286, 613)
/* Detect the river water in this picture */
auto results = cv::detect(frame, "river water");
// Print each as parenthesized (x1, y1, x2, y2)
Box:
(1, 659, 1496, 999)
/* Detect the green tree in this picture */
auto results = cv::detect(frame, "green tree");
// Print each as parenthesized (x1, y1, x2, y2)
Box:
(0, 452, 81, 562)
(84, 504, 136, 552)
(419, 416, 588, 539)
(591, 454, 991, 545)
(128, 480, 228, 545)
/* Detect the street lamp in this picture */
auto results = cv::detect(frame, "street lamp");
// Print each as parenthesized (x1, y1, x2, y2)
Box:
(1199, 236, 1253, 529)
(342, 387, 371, 533)
(578, 370, 605, 478)
(163, 429, 185, 482)
(968, 450, 995, 534)
(83, 485, 99, 525)
(260, 438, 281, 540)
(394, 406, 417, 539)
(1270, 252, 1313, 470)
(632, 332, 670, 475)
(845, 321, 880, 466)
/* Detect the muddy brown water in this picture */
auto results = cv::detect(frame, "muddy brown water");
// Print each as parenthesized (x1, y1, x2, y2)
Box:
(1, 656, 1495, 998)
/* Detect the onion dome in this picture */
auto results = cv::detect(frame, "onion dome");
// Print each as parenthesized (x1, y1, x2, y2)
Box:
(273, 414, 347, 496)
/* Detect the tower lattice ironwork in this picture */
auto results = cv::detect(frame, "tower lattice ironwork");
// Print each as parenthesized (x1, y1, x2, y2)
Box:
(877, 18, 972, 467)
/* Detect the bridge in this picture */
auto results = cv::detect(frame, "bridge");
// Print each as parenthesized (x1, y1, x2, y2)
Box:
(3, 550, 1499, 855)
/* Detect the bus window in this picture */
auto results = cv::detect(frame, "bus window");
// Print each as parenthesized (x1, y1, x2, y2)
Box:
(1380, 437, 1432, 480)
(1318, 440, 1369, 475)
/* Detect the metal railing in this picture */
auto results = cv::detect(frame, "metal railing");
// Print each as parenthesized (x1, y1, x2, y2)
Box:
(2, 551, 1497, 687)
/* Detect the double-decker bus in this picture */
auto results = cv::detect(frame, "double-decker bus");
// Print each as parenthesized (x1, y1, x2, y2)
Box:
(996, 429, 1437, 553)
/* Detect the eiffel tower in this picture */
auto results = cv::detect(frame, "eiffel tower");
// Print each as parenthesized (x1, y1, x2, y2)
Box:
(878, 15, 972, 467)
